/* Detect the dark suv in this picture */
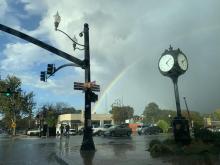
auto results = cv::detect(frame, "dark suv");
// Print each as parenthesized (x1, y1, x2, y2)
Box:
(136, 124, 150, 135)
(142, 126, 163, 135)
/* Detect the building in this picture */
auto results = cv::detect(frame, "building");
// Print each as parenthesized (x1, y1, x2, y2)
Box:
(57, 111, 113, 131)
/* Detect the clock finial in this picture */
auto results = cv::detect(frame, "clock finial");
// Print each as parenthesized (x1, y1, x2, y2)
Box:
(169, 45, 173, 50)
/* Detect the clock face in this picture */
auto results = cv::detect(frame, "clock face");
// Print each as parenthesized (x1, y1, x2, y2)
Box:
(159, 54, 174, 72)
(177, 53, 188, 71)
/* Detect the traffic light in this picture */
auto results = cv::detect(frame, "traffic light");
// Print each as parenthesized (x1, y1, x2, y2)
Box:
(47, 64, 55, 75)
(89, 91, 98, 102)
(40, 71, 46, 82)
(5, 88, 12, 97)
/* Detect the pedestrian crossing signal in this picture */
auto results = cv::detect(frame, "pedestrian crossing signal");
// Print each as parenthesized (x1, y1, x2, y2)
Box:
(89, 91, 98, 102)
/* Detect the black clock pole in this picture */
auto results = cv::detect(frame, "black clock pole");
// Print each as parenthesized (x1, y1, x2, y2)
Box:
(171, 76, 190, 145)
(172, 77, 181, 117)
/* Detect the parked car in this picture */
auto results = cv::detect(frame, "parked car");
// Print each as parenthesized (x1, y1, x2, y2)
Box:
(142, 126, 163, 135)
(136, 124, 150, 135)
(204, 126, 220, 133)
(78, 127, 84, 135)
(103, 124, 132, 137)
(93, 124, 113, 136)
(27, 129, 41, 136)
(69, 129, 77, 135)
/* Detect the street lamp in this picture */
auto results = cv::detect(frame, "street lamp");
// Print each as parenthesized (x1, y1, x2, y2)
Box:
(54, 11, 61, 30)
(54, 12, 85, 51)
(168, 114, 172, 126)
(53, 12, 95, 151)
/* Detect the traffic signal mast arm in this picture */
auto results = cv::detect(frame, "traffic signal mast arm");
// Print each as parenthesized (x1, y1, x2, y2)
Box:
(42, 63, 80, 81)
(0, 24, 85, 68)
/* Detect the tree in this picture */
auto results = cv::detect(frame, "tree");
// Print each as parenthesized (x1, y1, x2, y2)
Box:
(111, 106, 134, 124)
(39, 104, 58, 127)
(54, 102, 81, 114)
(37, 103, 80, 127)
(0, 76, 22, 135)
(181, 110, 204, 128)
(0, 75, 36, 134)
(213, 109, 220, 121)
(143, 102, 160, 124)
(22, 92, 36, 129)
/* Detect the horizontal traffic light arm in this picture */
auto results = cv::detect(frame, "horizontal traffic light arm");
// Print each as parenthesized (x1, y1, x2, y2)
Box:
(0, 24, 85, 68)
(47, 63, 80, 78)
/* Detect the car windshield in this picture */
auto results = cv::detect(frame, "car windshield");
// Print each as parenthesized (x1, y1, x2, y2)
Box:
(109, 125, 118, 129)
(104, 125, 111, 128)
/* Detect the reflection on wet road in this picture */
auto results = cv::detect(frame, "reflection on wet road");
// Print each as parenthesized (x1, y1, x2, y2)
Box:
(1, 134, 219, 165)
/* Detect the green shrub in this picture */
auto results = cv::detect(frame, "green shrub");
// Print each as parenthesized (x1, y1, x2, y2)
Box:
(148, 139, 174, 157)
(163, 138, 175, 145)
(194, 128, 220, 145)
(149, 139, 161, 149)
(157, 120, 169, 133)
(149, 143, 173, 157)
(148, 137, 220, 158)
(194, 128, 215, 143)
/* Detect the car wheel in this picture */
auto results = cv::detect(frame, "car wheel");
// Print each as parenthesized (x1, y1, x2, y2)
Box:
(98, 131, 102, 136)
(110, 131, 115, 137)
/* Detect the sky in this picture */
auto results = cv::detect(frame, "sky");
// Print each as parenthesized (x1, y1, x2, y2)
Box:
(0, 0, 220, 115)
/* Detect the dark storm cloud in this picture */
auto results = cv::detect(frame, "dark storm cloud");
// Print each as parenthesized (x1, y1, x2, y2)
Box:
(90, 0, 220, 114)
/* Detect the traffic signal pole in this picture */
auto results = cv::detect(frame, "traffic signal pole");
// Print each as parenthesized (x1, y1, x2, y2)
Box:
(0, 23, 96, 150)
(80, 23, 95, 151)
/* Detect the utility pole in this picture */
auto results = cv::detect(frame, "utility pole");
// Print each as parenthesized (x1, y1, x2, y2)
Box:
(183, 97, 192, 128)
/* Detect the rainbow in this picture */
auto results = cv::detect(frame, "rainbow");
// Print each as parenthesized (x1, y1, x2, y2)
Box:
(92, 56, 144, 113)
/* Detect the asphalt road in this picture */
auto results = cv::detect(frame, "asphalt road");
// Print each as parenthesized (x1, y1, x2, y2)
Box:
(0, 133, 170, 165)
(1, 134, 218, 165)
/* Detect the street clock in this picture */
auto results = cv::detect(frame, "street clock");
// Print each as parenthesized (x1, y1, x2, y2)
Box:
(159, 45, 191, 144)
(158, 46, 188, 78)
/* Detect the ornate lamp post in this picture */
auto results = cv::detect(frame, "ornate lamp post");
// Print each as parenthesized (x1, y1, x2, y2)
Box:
(54, 12, 95, 151)
(158, 46, 191, 144)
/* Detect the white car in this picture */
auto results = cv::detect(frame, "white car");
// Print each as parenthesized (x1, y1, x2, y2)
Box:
(69, 129, 77, 135)
(93, 124, 113, 136)
(27, 129, 40, 136)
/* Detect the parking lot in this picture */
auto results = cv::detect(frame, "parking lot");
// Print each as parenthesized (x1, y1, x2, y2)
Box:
(0, 133, 172, 165)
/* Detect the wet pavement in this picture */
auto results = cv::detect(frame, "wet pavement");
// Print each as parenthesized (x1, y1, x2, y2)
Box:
(0, 134, 219, 165)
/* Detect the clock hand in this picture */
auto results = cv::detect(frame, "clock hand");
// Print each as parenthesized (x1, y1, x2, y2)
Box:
(166, 58, 171, 65)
